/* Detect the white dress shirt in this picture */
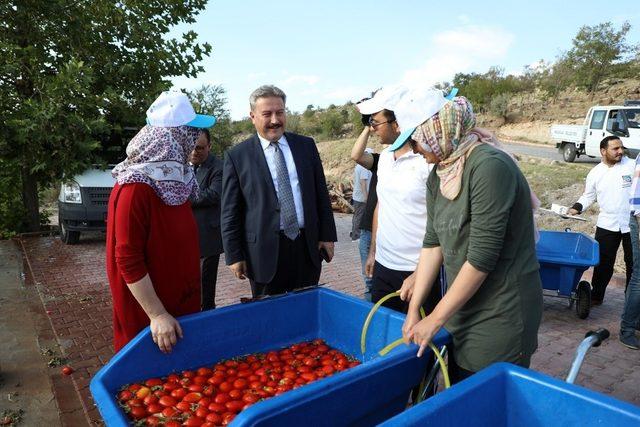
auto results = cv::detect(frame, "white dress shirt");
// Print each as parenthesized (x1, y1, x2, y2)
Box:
(577, 156, 635, 233)
(258, 134, 305, 229)
(376, 147, 433, 271)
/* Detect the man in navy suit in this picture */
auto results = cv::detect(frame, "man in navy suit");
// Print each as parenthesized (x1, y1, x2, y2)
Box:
(221, 85, 337, 296)
(190, 129, 224, 310)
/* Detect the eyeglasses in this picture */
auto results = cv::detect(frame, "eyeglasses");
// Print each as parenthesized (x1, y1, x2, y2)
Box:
(369, 118, 395, 129)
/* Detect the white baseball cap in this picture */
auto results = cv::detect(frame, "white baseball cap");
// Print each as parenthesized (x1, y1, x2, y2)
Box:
(146, 90, 216, 128)
(389, 87, 458, 151)
(356, 84, 408, 115)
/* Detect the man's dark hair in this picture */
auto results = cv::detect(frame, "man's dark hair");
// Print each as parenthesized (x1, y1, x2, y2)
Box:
(200, 128, 211, 144)
(381, 109, 396, 122)
(600, 135, 621, 150)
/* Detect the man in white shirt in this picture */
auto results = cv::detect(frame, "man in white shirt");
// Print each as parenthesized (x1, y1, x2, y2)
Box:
(357, 87, 441, 313)
(350, 149, 372, 241)
(568, 136, 635, 305)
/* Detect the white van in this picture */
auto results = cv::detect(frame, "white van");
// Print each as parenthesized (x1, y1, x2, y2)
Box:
(58, 128, 136, 244)
(550, 101, 640, 162)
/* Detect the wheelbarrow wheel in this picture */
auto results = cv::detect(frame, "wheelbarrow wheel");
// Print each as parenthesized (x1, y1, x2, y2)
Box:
(576, 281, 591, 319)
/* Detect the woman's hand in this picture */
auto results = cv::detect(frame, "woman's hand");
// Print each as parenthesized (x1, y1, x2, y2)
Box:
(402, 308, 422, 345)
(410, 315, 443, 357)
(150, 312, 184, 354)
(399, 272, 416, 302)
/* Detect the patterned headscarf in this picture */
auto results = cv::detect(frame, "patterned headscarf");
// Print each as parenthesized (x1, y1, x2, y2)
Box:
(112, 125, 199, 206)
(411, 96, 484, 200)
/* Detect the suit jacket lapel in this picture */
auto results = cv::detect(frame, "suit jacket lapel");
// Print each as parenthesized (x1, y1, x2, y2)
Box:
(251, 134, 278, 201)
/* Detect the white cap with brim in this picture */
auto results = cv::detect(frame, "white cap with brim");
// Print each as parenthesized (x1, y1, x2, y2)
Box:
(146, 90, 216, 128)
(389, 88, 458, 152)
(356, 84, 408, 115)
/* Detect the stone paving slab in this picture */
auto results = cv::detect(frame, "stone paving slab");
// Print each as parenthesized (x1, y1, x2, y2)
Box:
(18, 213, 640, 425)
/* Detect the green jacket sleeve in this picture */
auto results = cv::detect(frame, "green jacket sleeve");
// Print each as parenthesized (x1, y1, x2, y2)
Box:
(423, 171, 440, 248)
(467, 156, 517, 273)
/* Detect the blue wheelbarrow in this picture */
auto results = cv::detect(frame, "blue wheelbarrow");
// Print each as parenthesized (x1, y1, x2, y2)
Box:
(536, 230, 599, 319)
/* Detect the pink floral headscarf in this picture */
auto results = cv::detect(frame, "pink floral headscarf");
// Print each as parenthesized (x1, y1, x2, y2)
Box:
(112, 125, 199, 205)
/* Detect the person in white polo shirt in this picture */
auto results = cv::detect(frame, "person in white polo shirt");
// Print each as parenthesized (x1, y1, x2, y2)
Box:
(356, 85, 445, 313)
(568, 136, 635, 305)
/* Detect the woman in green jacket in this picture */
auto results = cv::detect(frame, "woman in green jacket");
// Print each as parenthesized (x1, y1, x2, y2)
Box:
(399, 95, 543, 383)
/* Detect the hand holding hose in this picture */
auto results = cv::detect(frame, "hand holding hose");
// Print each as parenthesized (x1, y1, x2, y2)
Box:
(410, 315, 443, 358)
(402, 309, 421, 345)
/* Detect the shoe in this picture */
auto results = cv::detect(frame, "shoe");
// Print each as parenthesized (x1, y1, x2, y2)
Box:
(620, 334, 640, 350)
(591, 298, 603, 306)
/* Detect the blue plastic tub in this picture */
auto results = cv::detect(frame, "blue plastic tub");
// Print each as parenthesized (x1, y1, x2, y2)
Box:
(90, 288, 450, 426)
(380, 363, 640, 427)
(536, 230, 599, 296)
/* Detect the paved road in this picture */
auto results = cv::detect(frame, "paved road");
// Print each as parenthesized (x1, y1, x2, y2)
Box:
(503, 142, 600, 164)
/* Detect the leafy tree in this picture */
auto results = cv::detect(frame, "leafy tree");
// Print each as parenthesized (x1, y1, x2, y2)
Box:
(565, 21, 636, 94)
(489, 93, 511, 123)
(0, 1, 211, 233)
(188, 85, 234, 155)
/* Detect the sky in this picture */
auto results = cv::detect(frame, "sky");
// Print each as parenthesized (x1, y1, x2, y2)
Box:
(170, 0, 640, 120)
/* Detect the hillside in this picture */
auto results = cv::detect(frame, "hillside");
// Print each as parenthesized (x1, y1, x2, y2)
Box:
(490, 78, 640, 144)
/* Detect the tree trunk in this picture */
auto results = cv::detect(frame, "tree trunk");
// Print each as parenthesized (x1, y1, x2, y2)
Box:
(21, 166, 40, 231)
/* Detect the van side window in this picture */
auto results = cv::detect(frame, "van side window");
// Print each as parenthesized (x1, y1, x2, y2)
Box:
(606, 110, 624, 132)
(624, 109, 640, 129)
(589, 110, 606, 130)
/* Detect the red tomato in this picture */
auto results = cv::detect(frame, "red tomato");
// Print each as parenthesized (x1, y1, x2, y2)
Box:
(144, 378, 163, 387)
(143, 395, 159, 406)
(214, 393, 230, 404)
(197, 367, 213, 377)
(193, 376, 208, 385)
(129, 406, 147, 420)
(242, 393, 259, 404)
(61, 366, 74, 376)
(181, 370, 196, 379)
(165, 421, 181, 427)
(225, 400, 244, 413)
(188, 384, 204, 393)
(162, 406, 178, 418)
(208, 402, 226, 413)
(233, 378, 248, 390)
(167, 373, 180, 383)
(127, 398, 144, 407)
(170, 388, 187, 399)
(321, 365, 335, 375)
(163, 382, 179, 392)
(225, 368, 237, 377)
(118, 390, 134, 402)
(195, 406, 210, 419)
(206, 412, 223, 424)
(221, 412, 236, 425)
(207, 375, 224, 386)
(158, 395, 177, 407)
(228, 389, 242, 399)
(218, 382, 232, 393)
(183, 416, 205, 426)
(198, 397, 211, 407)
(128, 383, 143, 392)
(146, 403, 163, 415)
(176, 401, 193, 413)
(224, 360, 238, 368)
(144, 415, 161, 426)
(183, 392, 202, 404)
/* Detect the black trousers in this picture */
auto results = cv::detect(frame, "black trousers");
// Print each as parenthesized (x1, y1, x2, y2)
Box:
(201, 254, 220, 311)
(250, 230, 321, 297)
(591, 227, 633, 301)
(371, 261, 442, 314)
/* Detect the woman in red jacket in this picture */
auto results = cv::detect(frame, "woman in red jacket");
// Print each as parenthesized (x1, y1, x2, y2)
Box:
(106, 91, 216, 353)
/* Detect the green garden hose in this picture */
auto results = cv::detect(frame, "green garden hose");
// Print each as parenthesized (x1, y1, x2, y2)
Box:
(360, 291, 451, 390)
